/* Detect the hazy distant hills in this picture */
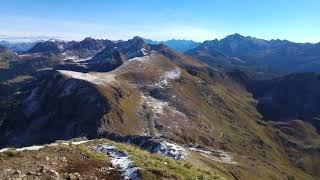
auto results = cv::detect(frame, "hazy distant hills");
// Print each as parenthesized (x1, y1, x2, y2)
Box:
(0, 41, 38, 52)
(143, 38, 200, 52)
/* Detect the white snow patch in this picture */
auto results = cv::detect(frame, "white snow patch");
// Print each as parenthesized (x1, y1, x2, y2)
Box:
(141, 48, 148, 56)
(156, 141, 187, 160)
(141, 95, 168, 115)
(62, 55, 93, 62)
(95, 144, 140, 180)
(154, 68, 181, 88)
(140, 93, 188, 122)
(231, 57, 246, 63)
(189, 147, 237, 165)
(15, 145, 48, 152)
(58, 70, 115, 85)
(68, 140, 90, 145)
(0, 148, 11, 153)
(0, 140, 89, 153)
(63, 55, 77, 61)
(128, 55, 149, 63)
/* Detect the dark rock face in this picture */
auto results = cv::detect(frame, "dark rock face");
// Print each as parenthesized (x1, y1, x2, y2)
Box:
(53, 63, 89, 73)
(232, 72, 320, 132)
(88, 48, 127, 72)
(254, 73, 320, 130)
(54, 48, 127, 72)
(185, 40, 247, 75)
(0, 70, 110, 147)
(99, 132, 163, 152)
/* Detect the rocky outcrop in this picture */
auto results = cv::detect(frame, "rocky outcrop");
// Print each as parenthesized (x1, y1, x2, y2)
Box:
(88, 48, 127, 72)
(117, 36, 150, 59)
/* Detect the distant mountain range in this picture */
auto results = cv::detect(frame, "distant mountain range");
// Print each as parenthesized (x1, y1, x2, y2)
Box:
(143, 38, 201, 52)
(0, 38, 201, 53)
(3, 34, 320, 79)
(0, 41, 38, 52)
(186, 33, 320, 78)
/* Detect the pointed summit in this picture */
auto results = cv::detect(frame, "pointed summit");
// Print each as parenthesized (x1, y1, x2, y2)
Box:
(117, 36, 151, 59)
(223, 33, 245, 41)
(132, 36, 144, 41)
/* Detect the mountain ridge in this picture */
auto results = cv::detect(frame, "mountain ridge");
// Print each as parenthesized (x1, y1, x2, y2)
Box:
(143, 38, 201, 52)
(186, 33, 320, 78)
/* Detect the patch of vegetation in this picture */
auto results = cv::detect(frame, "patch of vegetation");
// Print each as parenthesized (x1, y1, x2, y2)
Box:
(0, 61, 9, 69)
(1, 149, 21, 157)
(77, 144, 107, 161)
(94, 139, 223, 180)
(6, 75, 33, 84)
(97, 84, 143, 135)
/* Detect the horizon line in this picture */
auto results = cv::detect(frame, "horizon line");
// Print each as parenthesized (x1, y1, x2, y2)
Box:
(1, 33, 319, 44)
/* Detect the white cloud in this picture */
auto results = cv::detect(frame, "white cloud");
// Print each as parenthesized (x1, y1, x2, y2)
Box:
(1, 14, 317, 43)
(0, 14, 223, 42)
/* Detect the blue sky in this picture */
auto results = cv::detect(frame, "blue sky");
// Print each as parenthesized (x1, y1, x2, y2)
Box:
(0, 0, 319, 42)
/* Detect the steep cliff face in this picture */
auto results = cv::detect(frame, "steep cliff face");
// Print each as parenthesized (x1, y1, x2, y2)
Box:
(249, 73, 320, 132)
(0, 70, 111, 146)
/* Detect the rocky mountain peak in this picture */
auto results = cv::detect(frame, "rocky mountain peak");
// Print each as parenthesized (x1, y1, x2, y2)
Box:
(223, 33, 245, 41)
(116, 37, 151, 59)
(132, 36, 144, 41)
(88, 48, 127, 71)
(27, 41, 65, 53)
(77, 37, 106, 51)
